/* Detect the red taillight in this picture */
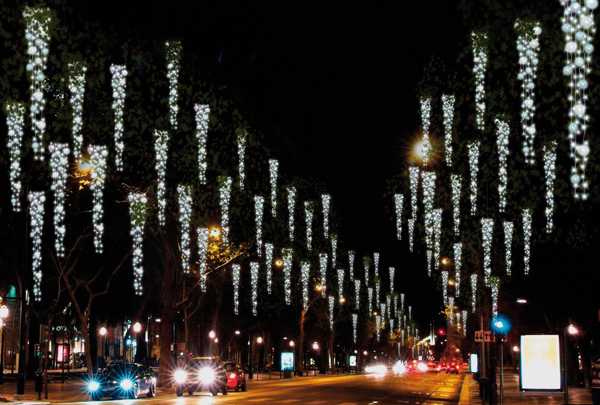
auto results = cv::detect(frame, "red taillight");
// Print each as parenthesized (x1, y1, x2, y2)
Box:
(229, 373, 237, 379)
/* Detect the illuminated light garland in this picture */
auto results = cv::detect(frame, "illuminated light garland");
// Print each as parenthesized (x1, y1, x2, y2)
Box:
(503, 221, 514, 276)
(394, 194, 404, 240)
(29, 191, 45, 301)
(375, 279, 381, 305)
(373, 252, 380, 277)
(561, 0, 597, 199)
(380, 303, 387, 325)
(409, 305, 412, 322)
(6, 102, 26, 212)
(468, 141, 480, 215)
(254, 196, 264, 256)
(470, 273, 478, 313)
(544, 141, 557, 233)
(165, 41, 181, 130)
(67, 62, 87, 160)
(401, 293, 405, 314)
(354, 279, 361, 310)
(331, 234, 338, 268)
(319, 253, 328, 295)
(337, 268, 345, 298)
(321, 194, 331, 239)
(515, 20, 542, 164)
(177, 185, 192, 273)
(154, 130, 169, 227)
(419, 97, 432, 164)
(250, 262, 259, 316)
(453, 242, 462, 297)
(218, 177, 232, 243)
(128, 193, 147, 296)
(265, 243, 274, 294)
(390, 318, 395, 335)
(194, 104, 210, 184)
(367, 287, 373, 315)
(375, 315, 382, 342)
(451, 174, 462, 237)
(304, 201, 313, 251)
(109, 64, 127, 171)
(348, 250, 355, 278)
(23, 7, 52, 161)
(283, 248, 293, 305)
(441, 270, 449, 306)
(389, 267, 395, 294)
(89, 145, 108, 254)
(409, 166, 420, 221)
(287, 186, 296, 242)
(269, 159, 279, 217)
(301, 261, 310, 310)
(490, 276, 500, 317)
(237, 131, 247, 191)
(394, 295, 399, 318)
(49, 143, 70, 258)
(386, 295, 391, 320)
(232, 264, 240, 315)
(426, 250, 433, 277)
(328, 296, 335, 331)
(352, 313, 358, 344)
(408, 219, 415, 252)
(197, 227, 208, 293)
(462, 310, 468, 336)
(422, 171, 436, 250)
(522, 209, 532, 276)
(433, 208, 442, 270)
(495, 118, 510, 213)
(472, 32, 488, 132)
(481, 218, 494, 286)
(363, 256, 370, 286)
(442, 94, 455, 166)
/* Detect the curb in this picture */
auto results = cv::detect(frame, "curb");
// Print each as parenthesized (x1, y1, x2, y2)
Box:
(458, 374, 480, 405)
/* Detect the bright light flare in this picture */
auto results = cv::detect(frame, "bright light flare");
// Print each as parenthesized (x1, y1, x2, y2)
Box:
(417, 362, 428, 373)
(173, 368, 187, 384)
(119, 378, 133, 391)
(87, 380, 100, 392)
(198, 366, 216, 384)
(365, 364, 387, 376)
(392, 361, 407, 375)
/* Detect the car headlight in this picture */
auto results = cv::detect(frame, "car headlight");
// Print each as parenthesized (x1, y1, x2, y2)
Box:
(120, 379, 133, 390)
(173, 369, 187, 384)
(87, 380, 100, 392)
(198, 366, 216, 384)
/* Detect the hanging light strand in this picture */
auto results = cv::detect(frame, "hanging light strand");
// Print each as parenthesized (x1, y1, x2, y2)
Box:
(283, 248, 293, 305)
(6, 102, 26, 212)
(177, 185, 192, 273)
(165, 41, 182, 130)
(522, 209, 533, 276)
(408, 219, 415, 252)
(49, 143, 70, 258)
(197, 227, 208, 293)
(348, 250, 355, 279)
(232, 264, 240, 315)
(354, 279, 361, 311)
(301, 261, 310, 310)
(154, 130, 169, 227)
(304, 201, 313, 251)
(419, 97, 432, 164)
(128, 192, 147, 296)
(321, 193, 331, 239)
(433, 208, 442, 270)
(472, 32, 488, 132)
(409, 166, 420, 221)
(67, 62, 87, 160)
(352, 313, 358, 344)
(287, 186, 296, 242)
(250, 262, 259, 316)
(237, 131, 247, 191)
(265, 243, 274, 295)
(470, 273, 478, 313)
(426, 250, 433, 277)
(331, 234, 338, 268)
(451, 174, 462, 237)
(29, 191, 45, 301)
(328, 296, 335, 331)
(453, 242, 462, 297)
(422, 171, 437, 250)
(254, 195, 264, 256)
(442, 270, 449, 306)
(363, 256, 370, 286)
(218, 177, 232, 243)
(337, 268, 345, 298)
(394, 194, 404, 240)
(109, 64, 127, 171)
(269, 159, 279, 217)
(468, 141, 480, 215)
(544, 141, 558, 233)
(319, 253, 328, 295)
(442, 94, 455, 166)
(389, 267, 395, 294)
(89, 145, 108, 254)
(481, 218, 494, 286)
(194, 104, 210, 184)
(503, 221, 514, 276)
(495, 118, 510, 213)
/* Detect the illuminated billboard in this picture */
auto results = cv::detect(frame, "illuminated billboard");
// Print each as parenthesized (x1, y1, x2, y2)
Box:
(281, 352, 294, 372)
(469, 353, 478, 373)
(520, 335, 561, 391)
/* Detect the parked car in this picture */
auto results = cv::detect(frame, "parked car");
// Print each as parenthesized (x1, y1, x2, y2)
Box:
(224, 361, 247, 391)
(173, 356, 227, 397)
(87, 361, 157, 400)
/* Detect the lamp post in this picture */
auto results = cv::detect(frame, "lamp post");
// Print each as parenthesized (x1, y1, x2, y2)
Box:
(564, 323, 580, 405)
(0, 304, 9, 384)
(98, 326, 107, 367)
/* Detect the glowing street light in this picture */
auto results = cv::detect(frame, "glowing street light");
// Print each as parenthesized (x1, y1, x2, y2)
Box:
(274, 258, 284, 268)
(234, 330, 241, 335)
(98, 326, 108, 337)
(512, 345, 520, 353)
(209, 227, 221, 239)
(567, 324, 579, 336)
(339, 296, 346, 304)
(516, 298, 528, 304)
(289, 340, 295, 348)
(312, 341, 320, 351)
(208, 330, 216, 339)
(132, 322, 142, 334)
(256, 336, 264, 344)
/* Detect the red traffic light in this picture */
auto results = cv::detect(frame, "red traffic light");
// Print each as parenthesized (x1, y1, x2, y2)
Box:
(437, 328, 446, 336)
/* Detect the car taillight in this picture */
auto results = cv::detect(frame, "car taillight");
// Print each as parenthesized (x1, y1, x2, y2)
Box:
(229, 373, 237, 379)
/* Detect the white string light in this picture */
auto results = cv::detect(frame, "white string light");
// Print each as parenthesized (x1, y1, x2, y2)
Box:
(390, 318, 395, 335)
(328, 295, 335, 331)
(283, 248, 293, 305)
(331, 234, 338, 268)
(515, 20, 542, 164)
(409, 166, 420, 221)
(453, 242, 462, 297)
(23, 7, 51, 161)
(321, 193, 331, 239)
(491, 276, 500, 317)
(368, 287, 373, 315)
(128, 192, 147, 296)
(177, 185, 192, 273)
(165, 41, 181, 130)
(251, 262, 259, 316)
(354, 279, 361, 311)
(237, 131, 246, 191)
(503, 221, 513, 276)
(319, 253, 328, 295)
(154, 130, 169, 227)
(265, 243, 274, 294)
(462, 310, 468, 336)
(363, 256, 370, 286)
(422, 171, 436, 249)
(389, 267, 395, 294)
(544, 141, 557, 233)
(522, 209, 532, 276)
(375, 279, 381, 305)
(304, 201, 313, 251)
(301, 261, 310, 310)
(481, 218, 494, 286)
(394, 194, 404, 240)
(67, 62, 87, 160)
(269, 159, 279, 217)
(194, 104, 210, 184)
(561, 0, 597, 199)
(198, 227, 208, 293)
(348, 250, 355, 279)
(419, 97, 432, 164)
(254, 195, 264, 256)
(218, 177, 232, 243)
(442, 94, 455, 166)
(352, 313, 358, 344)
(337, 268, 345, 298)
(472, 32, 488, 132)
(6, 102, 25, 212)
(401, 293, 405, 314)
(109, 64, 127, 171)
(386, 295, 391, 320)
(451, 174, 462, 237)
(380, 303, 386, 325)
(433, 208, 442, 270)
(408, 219, 415, 252)
(468, 141, 480, 215)
(373, 252, 380, 278)
(441, 270, 449, 306)
(232, 264, 240, 315)
(394, 294, 399, 318)
(89, 145, 108, 254)
(287, 186, 296, 242)
(29, 191, 45, 301)
(49, 142, 70, 258)
(470, 273, 478, 313)
(426, 250, 433, 277)
(375, 315, 381, 342)
(495, 118, 510, 213)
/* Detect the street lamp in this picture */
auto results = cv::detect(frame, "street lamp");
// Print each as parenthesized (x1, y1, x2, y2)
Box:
(234, 330, 241, 336)
(567, 324, 579, 336)
(274, 258, 284, 268)
(209, 226, 221, 239)
(132, 322, 142, 334)
(312, 342, 320, 351)
(564, 323, 581, 405)
(256, 336, 264, 345)
(289, 340, 295, 348)
(208, 330, 216, 339)
(98, 326, 107, 337)
(0, 305, 8, 384)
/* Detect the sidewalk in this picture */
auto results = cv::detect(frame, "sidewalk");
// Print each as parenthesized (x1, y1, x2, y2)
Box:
(459, 371, 593, 405)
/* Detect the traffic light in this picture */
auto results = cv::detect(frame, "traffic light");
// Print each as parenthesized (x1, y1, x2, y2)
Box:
(437, 328, 446, 336)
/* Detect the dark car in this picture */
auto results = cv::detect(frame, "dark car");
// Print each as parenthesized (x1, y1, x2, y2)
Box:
(87, 361, 157, 400)
(173, 356, 227, 397)
(224, 361, 247, 391)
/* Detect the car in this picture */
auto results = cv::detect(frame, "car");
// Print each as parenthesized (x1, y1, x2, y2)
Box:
(224, 361, 247, 391)
(86, 361, 157, 400)
(173, 356, 228, 397)
(447, 361, 460, 374)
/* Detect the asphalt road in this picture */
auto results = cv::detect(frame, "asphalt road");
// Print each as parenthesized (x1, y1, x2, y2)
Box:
(47, 372, 464, 405)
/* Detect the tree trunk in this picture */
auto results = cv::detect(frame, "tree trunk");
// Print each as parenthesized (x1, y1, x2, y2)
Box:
(159, 309, 174, 387)
(158, 236, 177, 387)
(183, 307, 190, 354)
(81, 316, 94, 376)
(298, 309, 305, 373)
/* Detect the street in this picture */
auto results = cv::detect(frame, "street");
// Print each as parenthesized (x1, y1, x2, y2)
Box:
(1, 373, 465, 405)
